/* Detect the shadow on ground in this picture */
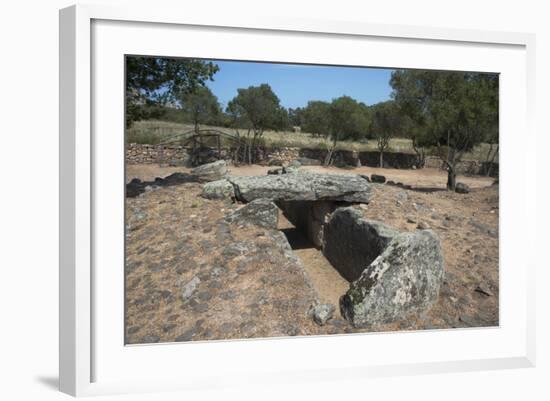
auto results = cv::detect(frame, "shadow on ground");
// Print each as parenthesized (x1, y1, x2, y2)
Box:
(35, 376, 58, 391)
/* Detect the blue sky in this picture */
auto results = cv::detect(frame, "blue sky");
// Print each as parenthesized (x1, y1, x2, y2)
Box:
(204, 60, 394, 110)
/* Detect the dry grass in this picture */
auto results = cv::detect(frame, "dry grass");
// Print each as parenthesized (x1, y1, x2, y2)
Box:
(127, 120, 497, 161)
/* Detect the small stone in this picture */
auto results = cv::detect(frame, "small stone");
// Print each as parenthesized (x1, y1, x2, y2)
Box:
(370, 174, 386, 183)
(417, 221, 430, 230)
(127, 326, 140, 335)
(219, 322, 235, 334)
(180, 276, 200, 301)
(141, 335, 160, 343)
(455, 182, 470, 194)
(162, 324, 176, 333)
(474, 284, 493, 297)
(406, 216, 417, 224)
(175, 328, 197, 342)
(309, 304, 336, 326)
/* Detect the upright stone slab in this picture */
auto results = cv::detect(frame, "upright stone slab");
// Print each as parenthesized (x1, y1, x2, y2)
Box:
(322, 207, 399, 281)
(340, 229, 445, 328)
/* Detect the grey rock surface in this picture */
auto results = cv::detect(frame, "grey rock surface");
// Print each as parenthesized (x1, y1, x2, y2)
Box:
(371, 174, 386, 183)
(323, 207, 399, 281)
(309, 304, 336, 326)
(228, 173, 372, 203)
(340, 229, 445, 328)
(297, 157, 321, 166)
(201, 179, 235, 200)
(225, 198, 279, 229)
(455, 182, 470, 194)
(191, 160, 229, 183)
(180, 276, 201, 302)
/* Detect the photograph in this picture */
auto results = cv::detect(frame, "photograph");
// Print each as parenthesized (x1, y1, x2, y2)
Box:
(124, 55, 499, 344)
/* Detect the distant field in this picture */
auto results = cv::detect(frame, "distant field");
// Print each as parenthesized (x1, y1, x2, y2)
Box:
(126, 120, 498, 162)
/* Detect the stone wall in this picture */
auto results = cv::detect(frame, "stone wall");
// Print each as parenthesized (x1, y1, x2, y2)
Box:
(125, 143, 498, 177)
(424, 156, 499, 177)
(126, 143, 189, 166)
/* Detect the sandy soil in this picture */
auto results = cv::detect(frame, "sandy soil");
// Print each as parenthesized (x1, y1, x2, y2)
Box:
(126, 163, 494, 189)
(125, 163, 499, 343)
(278, 214, 349, 313)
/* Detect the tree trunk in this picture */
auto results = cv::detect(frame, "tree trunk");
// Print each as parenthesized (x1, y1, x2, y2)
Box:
(486, 144, 499, 177)
(379, 151, 384, 168)
(446, 166, 457, 191)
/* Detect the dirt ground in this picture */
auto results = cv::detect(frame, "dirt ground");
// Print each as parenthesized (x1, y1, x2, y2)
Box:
(126, 163, 494, 189)
(125, 163, 498, 344)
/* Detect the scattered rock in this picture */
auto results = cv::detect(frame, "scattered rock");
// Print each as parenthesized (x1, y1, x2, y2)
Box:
(406, 216, 417, 224)
(417, 221, 430, 230)
(140, 335, 160, 343)
(474, 284, 493, 297)
(127, 326, 140, 335)
(340, 229, 445, 328)
(267, 167, 284, 175)
(469, 218, 497, 237)
(175, 327, 198, 342)
(191, 160, 229, 183)
(370, 174, 386, 183)
(309, 304, 336, 326)
(455, 182, 470, 194)
(201, 179, 235, 200)
(359, 174, 371, 183)
(180, 276, 201, 301)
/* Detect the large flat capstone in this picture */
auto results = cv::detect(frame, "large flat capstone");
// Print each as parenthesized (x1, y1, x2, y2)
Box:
(228, 173, 372, 203)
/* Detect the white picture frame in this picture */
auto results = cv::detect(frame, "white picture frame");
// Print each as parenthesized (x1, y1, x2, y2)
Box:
(59, 3, 536, 397)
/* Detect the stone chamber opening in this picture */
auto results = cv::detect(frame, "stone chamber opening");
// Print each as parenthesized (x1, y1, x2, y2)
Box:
(277, 208, 350, 317)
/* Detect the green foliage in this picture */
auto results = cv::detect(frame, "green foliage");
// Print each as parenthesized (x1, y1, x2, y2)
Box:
(178, 86, 222, 130)
(390, 69, 499, 188)
(126, 56, 219, 127)
(226, 84, 286, 133)
(301, 97, 371, 142)
(226, 84, 287, 163)
(288, 107, 305, 127)
(302, 101, 331, 137)
(328, 96, 371, 142)
(370, 101, 406, 166)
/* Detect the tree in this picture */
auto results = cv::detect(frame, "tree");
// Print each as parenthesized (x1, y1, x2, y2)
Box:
(324, 96, 370, 165)
(302, 101, 331, 138)
(226, 84, 286, 164)
(288, 107, 305, 128)
(390, 70, 498, 190)
(178, 86, 221, 132)
(370, 101, 403, 168)
(126, 56, 219, 127)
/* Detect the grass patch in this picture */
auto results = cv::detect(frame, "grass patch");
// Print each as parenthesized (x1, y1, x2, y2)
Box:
(126, 120, 497, 161)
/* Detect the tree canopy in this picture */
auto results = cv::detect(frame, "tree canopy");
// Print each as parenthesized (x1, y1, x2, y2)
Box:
(226, 84, 286, 163)
(126, 56, 219, 127)
(370, 101, 405, 167)
(390, 69, 498, 189)
(178, 86, 221, 131)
